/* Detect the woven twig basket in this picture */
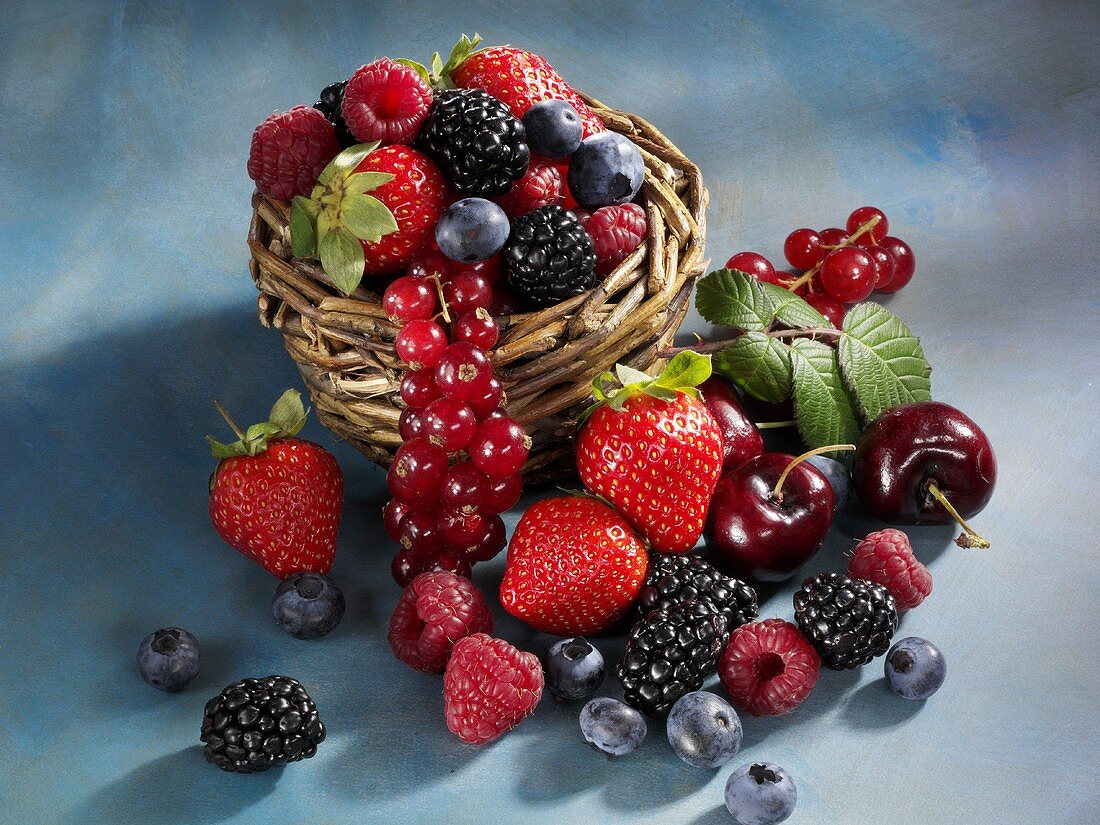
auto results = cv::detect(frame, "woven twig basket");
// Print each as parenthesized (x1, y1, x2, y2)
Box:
(247, 94, 708, 482)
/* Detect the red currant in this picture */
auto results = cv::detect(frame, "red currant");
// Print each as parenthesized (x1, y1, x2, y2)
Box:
(439, 509, 488, 549)
(469, 416, 530, 477)
(442, 271, 493, 316)
(783, 229, 824, 270)
(876, 237, 914, 292)
(482, 473, 523, 514)
(391, 549, 426, 587)
(382, 275, 437, 322)
(454, 308, 499, 350)
(387, 438, 447, 503)
(399, 369, 442, 409)
(395, 320, 448, 370)
(422, 397, 477, 452)
(441, 461, 490, 514)
(407, 249, 453, 281)
(818, 227, 850, 248)
(819, 247, 876, 303)
(463, 515, 506, 563)
(434, 342, 494, 402)
(457, 255, 502, 286)
(396, 509, 442, 555)
(489, 287, 520, 316)
(724, 251, 776, 284)
(865, 245, 896, 289)
(382, 498, 413, 542)
(421, 547, 472, 579)
(398, 407, 426, 441)
(846, 206, 889, 244)
(804, 292, 847, 329)
(468, 377, 505, 419)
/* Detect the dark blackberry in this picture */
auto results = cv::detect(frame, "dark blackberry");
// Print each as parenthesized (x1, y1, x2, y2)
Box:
(315, 80, 355, 148)
(637, 554, 758, 636)
(793, 572, 898, 670)
(616, 600, 727, 718)
(200, 675, 325, 773)
(417, 88, 530, 196)
(503, 204, 598, 309)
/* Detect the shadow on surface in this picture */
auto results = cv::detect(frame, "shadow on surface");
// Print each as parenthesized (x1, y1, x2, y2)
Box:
(839, 679, 926, 730)
(687, 803, 731, 825)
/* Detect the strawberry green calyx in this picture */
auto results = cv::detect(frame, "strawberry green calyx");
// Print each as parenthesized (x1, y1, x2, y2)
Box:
(589, 351, 713, 413)
(429, 33, 483, 89)
(206, 389, 309, 459)
(289, 142, 400, 294)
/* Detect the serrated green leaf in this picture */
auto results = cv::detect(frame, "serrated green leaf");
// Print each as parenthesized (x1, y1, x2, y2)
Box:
(319, 226, 366, 294)
(759, 282, 833, 330)
(342, 193, 399, 243)
(330, 142, 379, 176)
(655, 350, 712, 391)
(394, 58, 431, 86)
(206, 435, 245, 459)
(838, 302, 932, 423)
(346, 171, 395, 195)
(713, 332, 792, 403)
(268, 389, 307, 437)
(290, 197, 317, 258)
(790, 339, 861, 461)
(695, 269, 774, 331)
(615, 363, 653, 387)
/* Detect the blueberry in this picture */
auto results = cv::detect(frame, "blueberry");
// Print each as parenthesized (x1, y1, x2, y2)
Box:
(666, 691, 743, 768)
(435, 197, 510, 263)
(725, 762, 797, 825)
(805, 454, 850, 512)
(137, 627, 200, 692)
(522, 100, 583, 159)
(579, 697, 647, 756)
(885, 636, 946, 700)
(546, 637, 605, 700)
(567, 132, 644, 208)
(271, 573, 345, 639)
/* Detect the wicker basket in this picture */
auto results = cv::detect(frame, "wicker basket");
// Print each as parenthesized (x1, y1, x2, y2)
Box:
(246, 94, 708, 483)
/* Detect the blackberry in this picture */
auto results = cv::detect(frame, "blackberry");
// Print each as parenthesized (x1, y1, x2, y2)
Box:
(200, 675, 325, 773)
(417, 88, 529, 196)
(616, 600, 727, 718)
(315, 80, 355, 148)
(637, 554, 758, 636)
(793, 573, 898, 670)
(503, 204, 598, 309)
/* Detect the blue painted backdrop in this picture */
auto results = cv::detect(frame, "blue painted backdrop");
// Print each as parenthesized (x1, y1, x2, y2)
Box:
(1, 1, 1098, 823)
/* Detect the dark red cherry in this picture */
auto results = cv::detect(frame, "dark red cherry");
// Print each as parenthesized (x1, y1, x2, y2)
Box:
(699, 375, 765, 473)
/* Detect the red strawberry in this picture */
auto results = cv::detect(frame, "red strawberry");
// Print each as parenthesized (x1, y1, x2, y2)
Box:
(207, 390, 343, 578)
(500, 497, 648, 636)
(436, 35, 605, 137)
(576, 353, 724, 554)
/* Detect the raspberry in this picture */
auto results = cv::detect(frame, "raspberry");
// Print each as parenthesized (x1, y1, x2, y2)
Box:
(247, 106, 340, 201)
(387, 572, 493, 673)
(848, 528, 932, 611)
(341, 58, 433, 145)
(582, 203, 648, 274)
(443, 633, 543, 744)
(719, 619, 820, 717)
(494, 156, 564, 217)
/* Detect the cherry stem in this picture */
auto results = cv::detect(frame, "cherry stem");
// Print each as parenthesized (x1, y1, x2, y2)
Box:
(924, 480, 991, 549)
(770, 443, 856, 502)
(786, 215, 881, 293)
(755, 420, 796, 429)
(212, 400, 246, 441)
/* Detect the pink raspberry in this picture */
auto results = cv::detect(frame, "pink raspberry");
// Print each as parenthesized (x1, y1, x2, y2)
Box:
(443, 633, 543, 744)
(582, 203, 648, 274)
(247, 106, 340, 201)
(719, 619, 820, 717)
(387, 571, 493, 673)
(342, 58, 433, 145)
(848, 528, 932, 611)
(494, 157, 564, 217)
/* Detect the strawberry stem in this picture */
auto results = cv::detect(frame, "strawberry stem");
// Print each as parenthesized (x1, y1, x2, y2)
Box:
(770, 443, 856, 502)
(213, 400, 246, 441)
(924, 480, 991, 549)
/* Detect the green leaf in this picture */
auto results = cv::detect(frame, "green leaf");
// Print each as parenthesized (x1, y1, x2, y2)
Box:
(206, 435, 245, 459)
(342, 193, 399, 243)
(615, 363, 653, 387)
(319, 226, 366, 294)
(713, 332, 792, 403)
(695, 269, 774, 331)
(433, 33, 482, 86)
(330, 142, 379, 177)
(268, 389, 308, 437)
(394, 58, 431, 86)
(642, 385, 679, 402)
(759, 282, 833, 330)
(838, 302, 932, 423)
(244, 421, 281, 448)
(654, 350, 712, 391)
(789, 339, 861, 461)
(346, 171, 395, 195)
(290, 197, 318, 258)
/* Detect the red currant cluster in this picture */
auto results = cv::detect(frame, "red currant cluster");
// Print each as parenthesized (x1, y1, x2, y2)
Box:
(382, 255, 530, 587)
(726, 206, 915, 328)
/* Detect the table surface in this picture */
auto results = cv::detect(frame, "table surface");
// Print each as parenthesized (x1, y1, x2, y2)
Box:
(2, 1, 1098, 823)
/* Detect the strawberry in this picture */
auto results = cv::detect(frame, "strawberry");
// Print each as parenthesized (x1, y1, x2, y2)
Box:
(500, 496, 648, 636)
(207, 390, 343, 578)
(433, 34, 605, 137)
(575, 353, 724, 554)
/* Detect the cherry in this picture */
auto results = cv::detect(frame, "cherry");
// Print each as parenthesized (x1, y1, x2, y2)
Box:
(434, 342, 494, 402)
(852, 401, 995, 547)
(876, 236, 914, 293)
(422, 397, 477, 451)
(398, 407, 426, 441)
(705, 448, 841, 581)
(725, 252, 777, 284)
(819, 247, 876, 303)
(846, 206, 889, 244)
(804, 292, 847, 329)
(818, 228, 850, 248)
(383, 275, 437, 322)
(699, 375, 765, 473)
(783, 229, 825, 270)
(442, 271, 493, 316)
(396, 509, 442, 555)
(467, 376, 505, 419)
(382, 498, 413, 542)
(441, 460, 490, 514)
(407, 248, 453, 281)
(387, 437, 447, 503)
(482, 472, 523, 514)
(454, 308, 500, 350)
(469, 416, 531, 477)
(395, 320, 448, 370)
(399, 368, 443, 409)
(865, 245, 896, 290)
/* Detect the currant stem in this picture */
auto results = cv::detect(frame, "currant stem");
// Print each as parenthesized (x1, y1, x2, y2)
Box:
(755, 420, 796, 429)
(212, 400, 246, 441)
(786, 215, 881, 293)
(925, 480, 991, 549)
(770, 443, 856, 502)
(430, 275, 452, 323)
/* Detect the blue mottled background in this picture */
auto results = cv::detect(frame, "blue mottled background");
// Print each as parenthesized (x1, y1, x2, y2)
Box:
(1, 1, 1098, 823)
